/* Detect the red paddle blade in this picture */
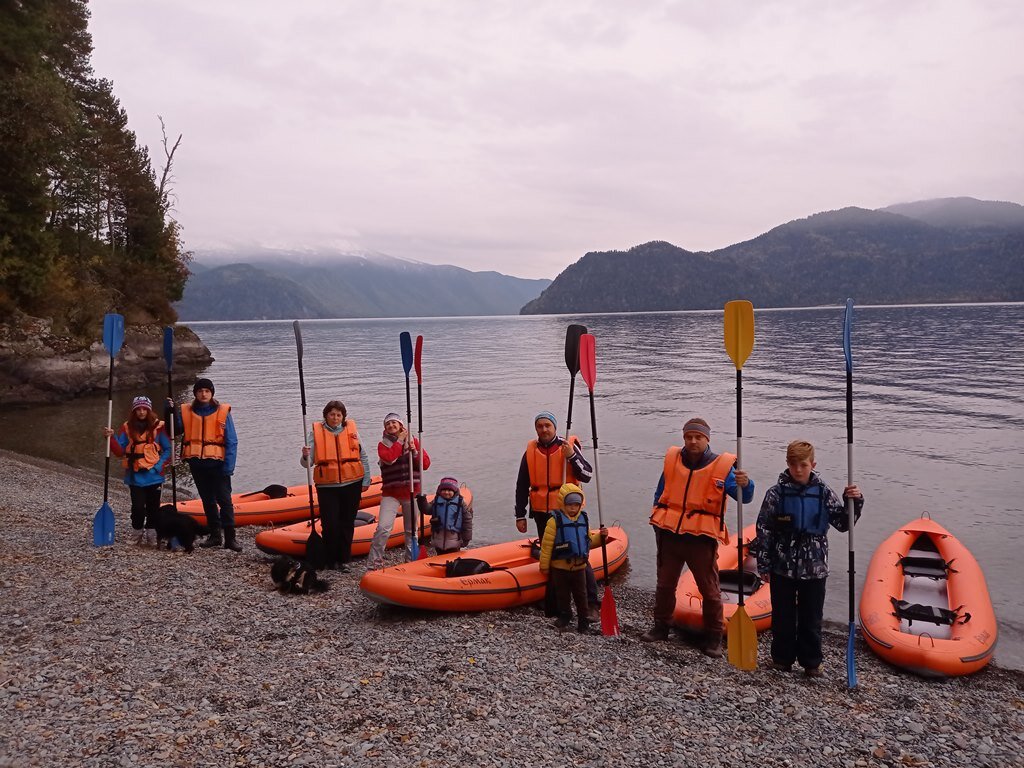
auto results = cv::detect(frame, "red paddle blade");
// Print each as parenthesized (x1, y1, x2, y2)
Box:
(579, 333, 597, 391)
(417, 539, 430, 559)
(600, 587, 620, 637)
(414, 335, 424, 383)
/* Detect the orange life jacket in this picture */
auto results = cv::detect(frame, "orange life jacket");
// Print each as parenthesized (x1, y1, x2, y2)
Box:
(180, 403, 231, 461)
(526, 437, 581, 513)
(650, 448, 736, 544)
(312, 419, 365, 485)
(121, 420, 164, 472)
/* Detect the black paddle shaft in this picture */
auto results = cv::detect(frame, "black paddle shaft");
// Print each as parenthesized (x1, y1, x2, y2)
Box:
(586, 387, 611, 576)
(165, 364, 178, 510)
(846, 365, 855, 620)
(293, 322, 316, 525)
(735, 367, 745, 609)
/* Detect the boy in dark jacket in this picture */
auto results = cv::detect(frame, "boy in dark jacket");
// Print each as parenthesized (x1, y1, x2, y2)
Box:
(755, 440, 863, 677)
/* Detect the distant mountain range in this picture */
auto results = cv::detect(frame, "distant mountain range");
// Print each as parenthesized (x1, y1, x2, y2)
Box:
(520, 197, 1024, 314)
(175, 252, 551, 320)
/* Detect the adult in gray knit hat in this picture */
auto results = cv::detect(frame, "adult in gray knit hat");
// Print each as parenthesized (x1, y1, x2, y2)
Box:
(643, 417, 754, 657)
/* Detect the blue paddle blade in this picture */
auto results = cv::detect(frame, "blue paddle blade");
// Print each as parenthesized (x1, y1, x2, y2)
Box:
(410, 533, 419, 561)
(846, 620, 858, 688)
(162, 326, 174, 369)
(93, 502, 115, 547)
(103, 314, 125, 358)
(400, 332, 413, 374)
(843, 299, 854, 373)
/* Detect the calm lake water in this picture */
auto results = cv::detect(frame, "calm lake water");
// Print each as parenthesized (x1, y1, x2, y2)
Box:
(3, 304, 1023, 669)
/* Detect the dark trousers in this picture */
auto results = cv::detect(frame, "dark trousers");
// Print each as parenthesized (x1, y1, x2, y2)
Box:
(129, 484, 162, 530)
(190, 464, 234, 529)
(653, 530, 723, 640)
(550, 568, 589, 625)
(769, 575, 827, 669)
(533, 511, 598, 611)
(317, 483, 362, 565)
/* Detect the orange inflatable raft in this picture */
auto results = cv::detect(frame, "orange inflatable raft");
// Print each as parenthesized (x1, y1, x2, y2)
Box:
(859, 515, 997, 677)
(178, 477, 382, 527)
(253, 488, 469, 558)
(672, 524, 772, 633)
(358, 525, 629, 612)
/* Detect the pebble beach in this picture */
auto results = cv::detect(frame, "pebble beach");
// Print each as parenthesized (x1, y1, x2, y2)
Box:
(1, 448, 1021, 768)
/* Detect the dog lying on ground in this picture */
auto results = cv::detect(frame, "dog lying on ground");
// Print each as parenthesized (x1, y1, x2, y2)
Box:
(155, 504, 208, 553)
(270, 555, 330, 595)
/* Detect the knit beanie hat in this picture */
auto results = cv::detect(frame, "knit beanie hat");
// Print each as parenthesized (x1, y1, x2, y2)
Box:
(383, 412, 404, 427)
(193, 378, 215, 396)
(534, 411, 558, 430)
(132, 395, 153, 411)
(682, 418, 711, 440)
(557, 483, 585, 509)
(437, 477, 460, 494)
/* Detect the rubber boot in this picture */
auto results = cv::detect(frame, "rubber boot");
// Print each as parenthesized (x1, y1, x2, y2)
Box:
(702, 633, 724, 658)
(223, 527, 242, 553)
(199, 529, 223, 548)
(640, 621, 670, 643)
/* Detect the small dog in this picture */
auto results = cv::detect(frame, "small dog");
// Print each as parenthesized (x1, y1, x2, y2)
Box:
(270, 555, 329, 595)
(154, 504, 208, 553)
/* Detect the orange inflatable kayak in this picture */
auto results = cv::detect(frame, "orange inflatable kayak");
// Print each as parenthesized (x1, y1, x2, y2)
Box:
(358, 525, 629, 612)
(178, 477, 382, 527)
(253, 488, 472, 558)
(672, 524, 772, 633)
(860, 515, 997, 677)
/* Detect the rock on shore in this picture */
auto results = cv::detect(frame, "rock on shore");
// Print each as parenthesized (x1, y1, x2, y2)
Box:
(0, 316, 213, 406)
(0, 448, 1021, 768)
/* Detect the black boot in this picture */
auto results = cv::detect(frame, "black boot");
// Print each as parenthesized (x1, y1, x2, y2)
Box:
(640, 621, 670, 642)
(199, 529, 223, 548)
(223, 527, 242, 552)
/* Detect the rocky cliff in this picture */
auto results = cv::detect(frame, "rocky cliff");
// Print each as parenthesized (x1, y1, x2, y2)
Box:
(0, 316, 214, 406)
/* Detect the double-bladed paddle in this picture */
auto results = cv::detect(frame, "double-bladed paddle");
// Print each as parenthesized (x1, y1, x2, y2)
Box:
(94, 313, 124, 547)
(294, 321, 326, 569)
(724, 300, 757, 671)
(414, 335, 429, 559)
(844, 298, 858, 689)
(400, 331, 419, 561)
(578, 333, 620, 637)
(162, 327, 178, 513)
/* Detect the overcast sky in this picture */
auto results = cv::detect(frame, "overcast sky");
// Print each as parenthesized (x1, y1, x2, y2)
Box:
(88, 1, 1024, 279)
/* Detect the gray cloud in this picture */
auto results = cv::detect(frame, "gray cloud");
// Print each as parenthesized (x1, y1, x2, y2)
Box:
(89, 0, 1024, 277)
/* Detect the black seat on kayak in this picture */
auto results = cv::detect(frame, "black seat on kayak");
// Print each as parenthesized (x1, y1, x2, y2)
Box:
(354, 510, 374, 526)
(719, 568, 762, 597)
(891, 597, 967, 626)
(446, 558, 493, 577)
(898, 554, 950, 580)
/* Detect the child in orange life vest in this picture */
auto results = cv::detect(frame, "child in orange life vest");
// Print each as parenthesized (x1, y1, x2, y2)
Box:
(300, 400, 372, 572)
(168, 378, 241, 552)
(103, 396, 172, 546)
(539, 483, 607, 633)
(429, 476, 473, 555)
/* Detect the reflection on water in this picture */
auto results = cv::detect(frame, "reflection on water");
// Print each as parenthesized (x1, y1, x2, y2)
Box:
(2, 303, 1022, 667)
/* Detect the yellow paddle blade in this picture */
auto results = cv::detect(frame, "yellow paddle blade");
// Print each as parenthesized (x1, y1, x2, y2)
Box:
(727, 607, 758, 671)
(724, 300, 754, 369)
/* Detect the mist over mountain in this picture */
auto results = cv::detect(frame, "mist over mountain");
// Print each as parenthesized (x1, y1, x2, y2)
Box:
(175, 251, 550, 320)
(520, 198, 1024, 314)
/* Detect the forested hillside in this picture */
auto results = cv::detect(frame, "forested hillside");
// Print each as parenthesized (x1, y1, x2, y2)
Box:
(521, 200, 1024, 314)
(0, 1, 189, 338)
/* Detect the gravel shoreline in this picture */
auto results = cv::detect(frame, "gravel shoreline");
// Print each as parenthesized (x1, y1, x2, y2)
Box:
(1, 448, 1021, 768)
